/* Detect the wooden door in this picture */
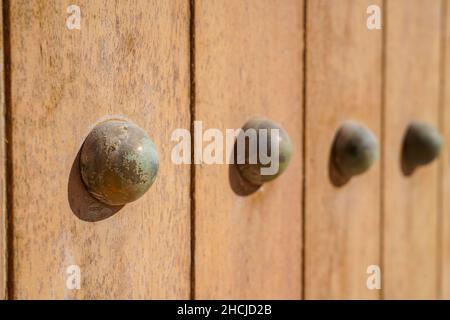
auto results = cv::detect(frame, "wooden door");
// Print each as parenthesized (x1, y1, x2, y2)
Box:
(5, 0, 191, 299)
(194, 0, 304, 299)
(383, 0, 443, 299)
(0, 0, 450, 300)
(304, 0, 382, 299)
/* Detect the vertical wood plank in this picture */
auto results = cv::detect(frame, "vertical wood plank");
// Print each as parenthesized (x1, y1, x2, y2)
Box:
(384, 0, 442, 299)
(305, 0, 382, 299)
(0, 0, 6, 300)
(9, 0, 191, 298)
(194, 0, 303, 299)
(441, 0, 450, 300)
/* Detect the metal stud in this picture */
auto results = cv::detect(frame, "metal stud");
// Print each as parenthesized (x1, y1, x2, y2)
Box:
(236, 117, 293, 186)
(80, 120, 159, 206)
(331, 121, 378, 183)
(402, 121, 442, 174)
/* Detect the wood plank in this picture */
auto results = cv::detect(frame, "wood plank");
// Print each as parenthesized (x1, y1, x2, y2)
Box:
(304, 0, 382, 299)
(0, 0, 6, 300)
(194, 0, 303, 299)
(8, 0, 191, 299)
(441, 0, 450, 300)
(383, 0, 442, 299)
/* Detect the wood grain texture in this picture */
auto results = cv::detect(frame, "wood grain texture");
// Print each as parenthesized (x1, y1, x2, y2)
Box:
(8, 0, 191, 299)
(441, 0, 450, 300)
(304, 0, 382, 299)
(0, 0, 6, 300)
(194, 0, 303, 299)
(383, 0, 442, 299)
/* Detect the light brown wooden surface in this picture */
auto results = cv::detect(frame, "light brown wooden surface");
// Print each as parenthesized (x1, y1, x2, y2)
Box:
(441, 0, 450, 300)
(8, 0, 191, 299)
(304, 0, 382, 299)
(194, 0, 303, 299)
(0, 0, 6, 300)
(383, 0, 442, 299)
(2, 0, 448, 300)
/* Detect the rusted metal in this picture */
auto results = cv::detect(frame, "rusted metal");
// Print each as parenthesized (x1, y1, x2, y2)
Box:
(80, 120, 159, 206)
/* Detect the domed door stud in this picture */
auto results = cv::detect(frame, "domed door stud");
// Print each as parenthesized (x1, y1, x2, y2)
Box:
(235, 117, 293, 186)
(330, 121, 379, 186)
(402, 121, 442, 175)
(79, 120, 159, 206)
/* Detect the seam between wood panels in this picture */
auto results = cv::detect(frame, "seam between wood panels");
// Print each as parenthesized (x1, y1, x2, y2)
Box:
(437, 0, 448, 300)
(189, 0, 196, 301)
(2, 0, 12, 300)
(380, 0, 387, 301)
(0, 0, 5, 301)
(300, 0, 308, 300)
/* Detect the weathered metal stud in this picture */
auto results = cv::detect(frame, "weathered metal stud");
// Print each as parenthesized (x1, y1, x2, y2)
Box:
(402, 121, 442, 174)
(236, 117, 293, 186)
(331, 121, 379, 180)
(80, 120, 159, 206)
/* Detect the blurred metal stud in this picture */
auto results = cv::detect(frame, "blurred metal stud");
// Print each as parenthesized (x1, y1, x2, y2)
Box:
(331, 121, 379, 181)
(236, 117, 293, 186)
(402, 121, 442, 174)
